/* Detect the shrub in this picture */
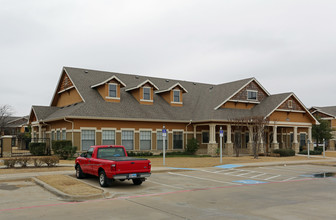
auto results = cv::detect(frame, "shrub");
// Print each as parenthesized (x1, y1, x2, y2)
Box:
(273, 149, 295, 157)
(32, 157, 44, 167)
(39, 156, 59, 167)
(299, 150, 322, 155)
(29, 143, 47, 156)
(185, 138, 199, 155)
(17, 157, 30, 168)
(52, 141, 77, 159)
(127, 151, 153, 157)
(3, 158, 18, 168)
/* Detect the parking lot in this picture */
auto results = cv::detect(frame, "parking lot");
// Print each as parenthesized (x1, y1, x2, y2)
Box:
(1, 164, 336, 219)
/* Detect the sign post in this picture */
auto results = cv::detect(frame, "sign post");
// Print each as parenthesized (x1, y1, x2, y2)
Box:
(307, 140, 310, 159)
(220, 126, 223, 164)
(323, 138, 326, 158)
(162, 125, 166, 166)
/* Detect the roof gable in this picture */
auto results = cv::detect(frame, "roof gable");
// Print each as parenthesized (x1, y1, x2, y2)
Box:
(155, 82, 188, 94)
(91, 75, 126, 88)
(125, 79, 159, 92)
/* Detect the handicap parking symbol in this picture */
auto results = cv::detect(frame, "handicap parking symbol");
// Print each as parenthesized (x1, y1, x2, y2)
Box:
(233, 180, 267, 184)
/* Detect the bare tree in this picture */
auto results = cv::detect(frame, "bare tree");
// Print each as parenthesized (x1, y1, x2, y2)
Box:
(249, 116, 269, 159)
(0, 105, 14, 135)
(228, 117, 249, 157)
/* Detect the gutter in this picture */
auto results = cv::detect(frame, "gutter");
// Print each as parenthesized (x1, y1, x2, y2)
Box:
(64, 117, 74, 146)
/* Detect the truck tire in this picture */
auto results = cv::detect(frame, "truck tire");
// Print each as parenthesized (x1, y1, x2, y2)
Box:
(99, 170, 109, 187)
(132, 179, 143, 185)
(76, 165, 85, 179)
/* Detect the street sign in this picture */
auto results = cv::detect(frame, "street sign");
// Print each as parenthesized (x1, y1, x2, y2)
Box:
(220, 129, 224, 137)
(162, 129, 167, 137)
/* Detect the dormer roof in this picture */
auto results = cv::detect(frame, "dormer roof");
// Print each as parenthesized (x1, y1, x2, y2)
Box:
(91, 75, 126, 88)
(125, 79, 159, 92)
(155, 82, 188, 94)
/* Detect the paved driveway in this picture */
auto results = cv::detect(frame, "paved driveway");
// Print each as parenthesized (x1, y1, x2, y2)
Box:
(1, 164, 336, 219)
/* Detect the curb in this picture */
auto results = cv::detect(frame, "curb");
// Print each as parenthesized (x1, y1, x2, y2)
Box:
(32, 177, 110, 201)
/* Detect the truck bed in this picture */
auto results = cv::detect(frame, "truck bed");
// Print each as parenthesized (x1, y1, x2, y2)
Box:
(100, 157, 149, 162)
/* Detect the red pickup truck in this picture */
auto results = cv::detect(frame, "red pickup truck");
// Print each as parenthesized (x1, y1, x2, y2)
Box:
(75, 145, 151, 187)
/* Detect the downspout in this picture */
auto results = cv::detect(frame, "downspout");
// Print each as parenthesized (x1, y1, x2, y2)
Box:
(64, 117, 74, 146)
(185, 120, 192, 147)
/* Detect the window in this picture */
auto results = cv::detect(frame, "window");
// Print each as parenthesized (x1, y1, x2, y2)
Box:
(245, 133, 249, 148)
(157, 130, 168, 150)
(300, 133, 306, 147)
(81, 130, 95, 151)
(108, 84, 117, 98)
(288, 100, 293, 108)
(87, 147, 94, 158)
(140, 131, 151, 150)
(173, 131, 183, 149)
(122, 130, 134, 150)
(143, 87, 151, 100)
(62, 130, 66, 140)
(247, 90, 257, 100)
(202, 132, 209, 143)
(56, 130, 61, 140)
(102, 130, 115, 145)
(97, 147, 125, 158)
(173, 90, 180, 102)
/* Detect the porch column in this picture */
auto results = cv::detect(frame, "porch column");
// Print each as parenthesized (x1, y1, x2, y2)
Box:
(271, 126, 279, 150)
(38, 124, 42, 142)
(224, 124, 233, 156)
(308, 126, 313, 151)
(207, 124, 218, 156)
(292, 126, 299, 153)
(193, 125, 197, 139)
(247, 125, 253, 154)
(31, 126, 35, 143)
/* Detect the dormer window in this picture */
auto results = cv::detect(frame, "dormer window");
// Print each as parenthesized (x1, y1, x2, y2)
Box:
(173, 90, 180, 103)
(143, 87, 151, 100)
(247, 90, 257, 100)
(108, 83, 117, 98)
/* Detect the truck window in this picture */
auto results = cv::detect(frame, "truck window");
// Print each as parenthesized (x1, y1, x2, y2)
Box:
(97, 147, 126, 159)
(87, 148, 94, 158)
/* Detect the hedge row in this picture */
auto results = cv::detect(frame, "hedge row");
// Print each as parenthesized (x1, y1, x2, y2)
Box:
(127, 151, 153, 156)
(272, 149, 295, 157)
(2, 156, 59, 168)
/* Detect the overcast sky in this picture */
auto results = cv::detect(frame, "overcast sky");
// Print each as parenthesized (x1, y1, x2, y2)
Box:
(1, 0, 335, 116)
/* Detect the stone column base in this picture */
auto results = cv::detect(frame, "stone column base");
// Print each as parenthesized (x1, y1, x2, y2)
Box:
(292, 143, 300, 153)
(247, 142, 253, 155)
(207, 143, 218, 156)
(329, 140, 335, 151)
(224, 143, 233, 156)
(271, 143, 279, 151)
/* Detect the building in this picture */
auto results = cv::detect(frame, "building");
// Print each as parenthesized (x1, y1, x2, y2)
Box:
(309, 106, 336, 150)
(28, 67, 318, 156)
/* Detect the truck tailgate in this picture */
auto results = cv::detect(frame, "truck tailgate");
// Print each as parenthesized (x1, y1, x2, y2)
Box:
(113, 157, 150, 174)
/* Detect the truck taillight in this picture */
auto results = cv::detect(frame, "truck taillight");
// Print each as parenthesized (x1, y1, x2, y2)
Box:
(149, 162, 151, 166)
(111, 164, 116, 171)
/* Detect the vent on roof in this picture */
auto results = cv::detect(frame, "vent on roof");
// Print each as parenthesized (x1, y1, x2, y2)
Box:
(84, 70, 88, 74)
(193, 82, 196, 85)
(135, 75, 139, 79)
(165, 79, 169, 82)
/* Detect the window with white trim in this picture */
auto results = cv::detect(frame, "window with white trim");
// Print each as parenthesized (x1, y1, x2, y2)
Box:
(81, 130, 95, 151)
(157, 131, 168, 150)
(300, 133, 306, 147)
(202, 132, 209, 144)
(122, 130, 134, 150)
(247, 90, 257, 100)
(56, 130, 61, 140)
(288, 100, 293, 109)
(108, 83, 117, 98)
(143, 87, 151, 100)
(173, 90, 180, 102)
(62, 130, 66, 140)
(102, 130, 115, 145)
(140, 131, 151, 150)
(173, 131, 183, 149)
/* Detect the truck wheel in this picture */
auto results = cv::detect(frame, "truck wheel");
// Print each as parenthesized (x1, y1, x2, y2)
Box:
(99, 171, 109, 187)
(132, 179, 143, 185)
(76, 165, 85, 179)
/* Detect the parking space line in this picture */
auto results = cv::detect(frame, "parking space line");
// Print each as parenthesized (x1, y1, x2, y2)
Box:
(250, 173, 267, 178)
(236, 171, 255, 176)
(224, 170, 246, 175)
(258, 167, 304, 174)
(281, 177, 296, 181)
(147, 180, 184, 189)
(264, 175, 281, 180)
(168, 172, 242, 185)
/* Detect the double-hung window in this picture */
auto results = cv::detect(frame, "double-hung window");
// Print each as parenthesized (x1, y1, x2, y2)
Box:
(102, 130, 115, 145)
(157, 130, 167, 150)
(173, 90, 180, 102)
(108, 84, 117, 98)
(143, 87, 151, 100)
(140, 131, 151, 150)
(202, 132, 209, 144)
(173, 131, 183, 149)
(122, 130, 134, 150)
(81, 130, 95, 151)
(247, 90, 257, 100)
(62, 130, 66, 140)
(56, 130, 61, 140)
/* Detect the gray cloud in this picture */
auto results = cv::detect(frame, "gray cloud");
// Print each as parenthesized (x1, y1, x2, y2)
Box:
(0, 0, 335, 115)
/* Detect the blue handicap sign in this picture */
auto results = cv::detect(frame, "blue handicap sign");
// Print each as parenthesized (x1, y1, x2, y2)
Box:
(233, 180, 267, 184)
(215, 164, 244, 169)
(162, 129, 166, 133)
